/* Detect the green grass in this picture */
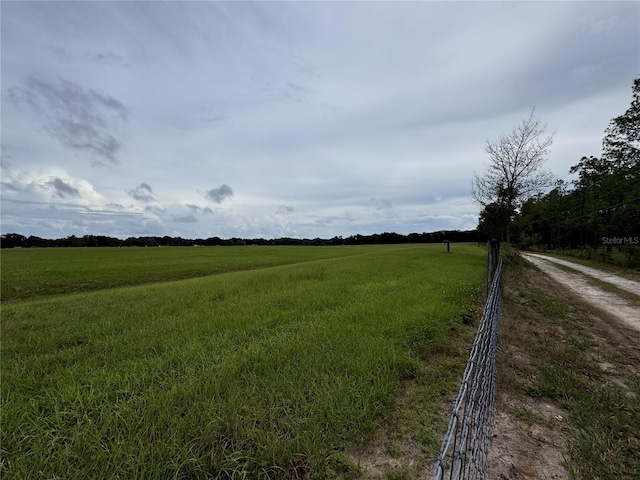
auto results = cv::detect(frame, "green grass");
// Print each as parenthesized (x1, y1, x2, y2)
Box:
(1, 244, 486, 479)
(0, 245, 365, 302)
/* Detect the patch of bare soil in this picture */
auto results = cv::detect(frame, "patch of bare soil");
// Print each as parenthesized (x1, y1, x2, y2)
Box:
(489, 254, 640, 479)
(490, 402, 569, 480)
(346, 419, 421, 479)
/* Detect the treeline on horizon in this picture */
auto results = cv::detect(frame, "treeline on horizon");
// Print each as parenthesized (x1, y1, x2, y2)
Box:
(0, 229, 481, 249)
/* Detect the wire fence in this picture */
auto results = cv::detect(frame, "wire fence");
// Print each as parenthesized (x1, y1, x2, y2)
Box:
(431, 251, 503, 480)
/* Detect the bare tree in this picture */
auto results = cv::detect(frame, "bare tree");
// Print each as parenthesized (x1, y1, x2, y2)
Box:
(472, 108, 555, 242)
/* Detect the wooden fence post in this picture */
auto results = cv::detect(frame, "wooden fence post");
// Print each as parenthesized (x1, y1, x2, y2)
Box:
(487, 239, 500, 293)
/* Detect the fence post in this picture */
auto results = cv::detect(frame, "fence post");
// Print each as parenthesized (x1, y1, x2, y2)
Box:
(487, 239, 500, 293)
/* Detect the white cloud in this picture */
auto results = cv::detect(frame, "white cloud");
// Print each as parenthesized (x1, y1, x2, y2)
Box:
(1, 163, 105, 205)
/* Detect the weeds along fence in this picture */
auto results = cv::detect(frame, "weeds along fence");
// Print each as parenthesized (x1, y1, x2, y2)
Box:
(431, 241, 502, 480)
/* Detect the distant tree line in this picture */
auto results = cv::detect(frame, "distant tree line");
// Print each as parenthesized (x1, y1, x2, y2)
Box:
(1, 229, 481, 249)
(476, 78, 639, 263)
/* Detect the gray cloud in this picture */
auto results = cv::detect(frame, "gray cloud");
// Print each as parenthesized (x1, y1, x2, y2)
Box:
(201, 115, 227, 125)
(287, 82, 306, 93)
(284, 82, 308, 102)
(205, 184, 234, 203)
(0, 158, 21, 192)
(172, 213, 198, 223)
(144, 205, 164, 214)
(187, 204, 214, 214)
(8, 74, 129, 163)
(276, 205, 294, 215)
(0, 196, 156, 238)
(46, 178, 80, 198)
(375, 199, 393, 211)
(128, 183, 156, 202)
(88, 51, 126, 66)
(1, 180, 21, 193)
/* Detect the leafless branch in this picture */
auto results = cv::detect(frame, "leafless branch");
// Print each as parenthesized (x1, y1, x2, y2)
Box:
(472, 108, 555, 209)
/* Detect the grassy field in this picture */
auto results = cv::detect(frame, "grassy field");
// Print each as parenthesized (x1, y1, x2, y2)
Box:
(0, 246, 364, 302)
(1, 244, 486, 479)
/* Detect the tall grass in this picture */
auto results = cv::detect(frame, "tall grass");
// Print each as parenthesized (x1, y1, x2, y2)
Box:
(1, 244, 485, 479)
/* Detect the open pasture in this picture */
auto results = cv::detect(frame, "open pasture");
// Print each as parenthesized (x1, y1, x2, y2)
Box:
(1, 245, 363, 302)
(1, 244, 485, 479)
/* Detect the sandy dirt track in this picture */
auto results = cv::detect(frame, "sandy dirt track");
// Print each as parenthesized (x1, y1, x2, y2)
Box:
(489, 253, 640, 480)
(521, 253, 640, 332)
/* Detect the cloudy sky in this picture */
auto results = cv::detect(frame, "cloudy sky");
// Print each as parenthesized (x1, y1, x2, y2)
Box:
(2, 1, 638, 240)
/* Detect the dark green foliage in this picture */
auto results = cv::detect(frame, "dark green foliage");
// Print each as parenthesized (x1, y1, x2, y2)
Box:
(511, 78, 640, 261)
(1, 230, 481, 249)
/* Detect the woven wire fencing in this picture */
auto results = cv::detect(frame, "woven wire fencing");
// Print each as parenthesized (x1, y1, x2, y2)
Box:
(431, 255, 503, 480)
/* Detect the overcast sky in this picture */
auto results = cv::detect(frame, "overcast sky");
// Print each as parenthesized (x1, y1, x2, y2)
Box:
(2, 1, 638, 240)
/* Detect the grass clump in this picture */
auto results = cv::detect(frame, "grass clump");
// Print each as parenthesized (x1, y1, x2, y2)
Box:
(1, 244, 485, 479)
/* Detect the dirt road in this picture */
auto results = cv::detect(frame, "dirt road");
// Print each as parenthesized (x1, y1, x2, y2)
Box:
(489, 253, 640, 480)
(521, 253, 640, 332)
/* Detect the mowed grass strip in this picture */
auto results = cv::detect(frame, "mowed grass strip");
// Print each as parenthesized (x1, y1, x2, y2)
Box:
(0, 245, 365, 302)
(1, 244, 485, 479)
